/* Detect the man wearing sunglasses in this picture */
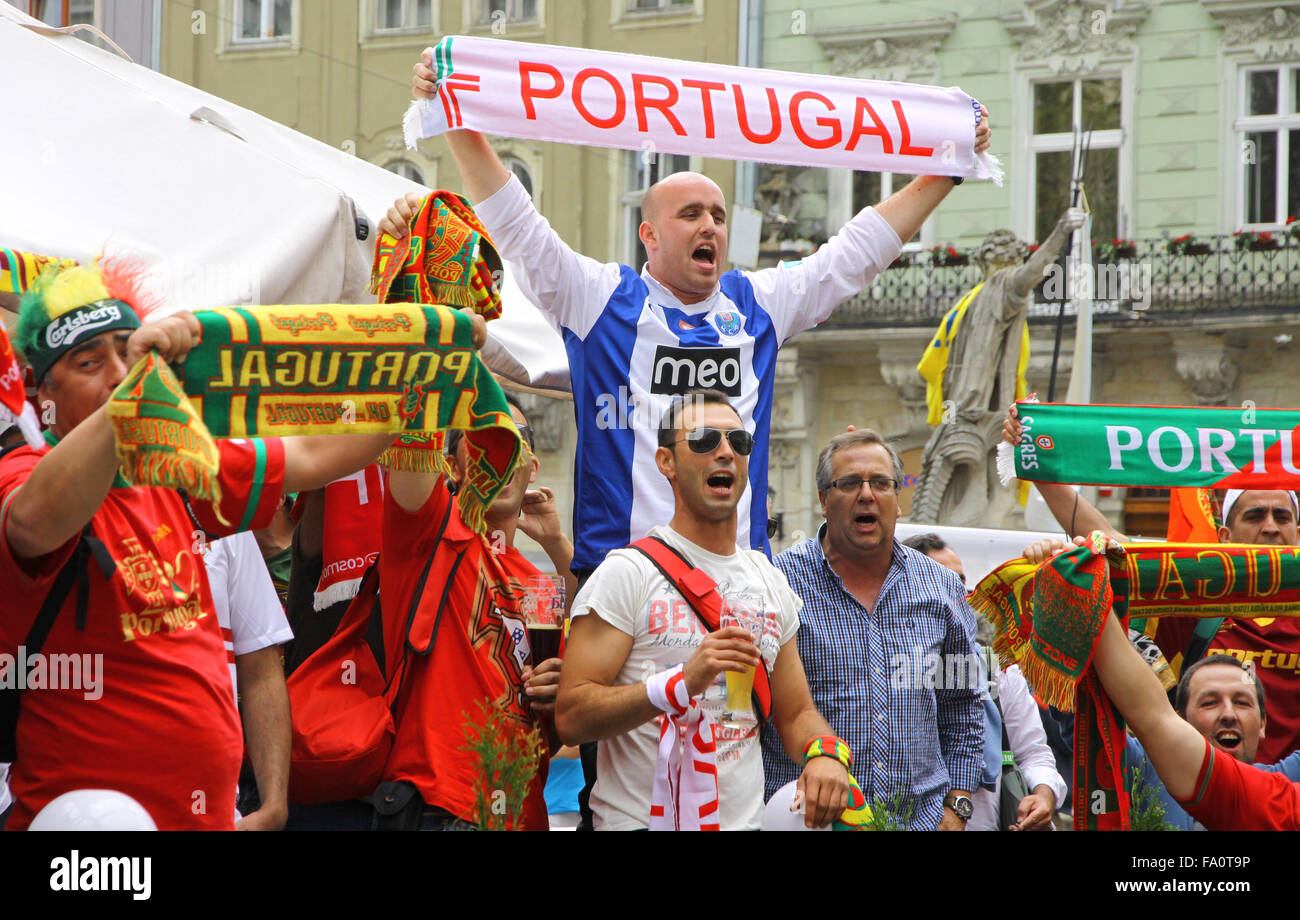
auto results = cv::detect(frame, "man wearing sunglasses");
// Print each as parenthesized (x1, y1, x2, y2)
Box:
(556, 389, 853, 830)
(761, 429, 984, 831)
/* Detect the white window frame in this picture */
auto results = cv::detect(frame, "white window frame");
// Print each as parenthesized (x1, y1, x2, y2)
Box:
(383, 159, 427, 186)
(467, 0, 542, 29)
(1236, 64, 1300, 230)
(1015, 72, 1130, 243)
(624, 0, 693, 12)
(826, 170, 935, 250)
(230, 0, 294, 46)
(610, 0, 701, 28)
(368, 0, 434, 35)
(620, 149, 693, 268)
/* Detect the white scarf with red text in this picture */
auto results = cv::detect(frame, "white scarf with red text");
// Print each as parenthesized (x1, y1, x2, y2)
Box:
(405, 35, 1001, 184)
(645, 665, 720, 832)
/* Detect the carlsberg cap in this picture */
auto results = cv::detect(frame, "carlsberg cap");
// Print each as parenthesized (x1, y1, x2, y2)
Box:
(15, 264, 142, 384)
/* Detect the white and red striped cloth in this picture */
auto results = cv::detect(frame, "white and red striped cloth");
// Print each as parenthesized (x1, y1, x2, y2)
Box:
(406, 35, 1001, 184)
(312, 465, 385, 611)
(645, 665, 719, 832)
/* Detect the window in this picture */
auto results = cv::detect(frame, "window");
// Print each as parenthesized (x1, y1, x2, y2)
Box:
(384, 160, 425, 186)
(622, 150, 691, 268)
(13, 0, 94, 26)
(851, 171, 932, 248)
(502, 156, 534, 198)
(474, 0, 538, 26)
(375, 0, 432, 32)
(233, 0, 291, 43)
(1239, 65, 1300, 227)
(626, 0, 692, 11)
(1030, 78, 1122, 243)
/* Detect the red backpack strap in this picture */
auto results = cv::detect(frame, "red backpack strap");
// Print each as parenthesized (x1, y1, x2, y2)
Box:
(628, 536, 772, 720)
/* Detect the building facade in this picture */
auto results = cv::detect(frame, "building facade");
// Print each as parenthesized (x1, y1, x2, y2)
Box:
(155, 0, 742, 561)
(759, 0, 1300, 544)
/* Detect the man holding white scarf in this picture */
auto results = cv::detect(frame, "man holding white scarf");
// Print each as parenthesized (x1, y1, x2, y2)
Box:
(386, 49, 991, 580)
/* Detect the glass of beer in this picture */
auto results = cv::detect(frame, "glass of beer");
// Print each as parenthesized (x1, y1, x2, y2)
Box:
(720, 611, 762, 728)
(524, 574, 566, 666)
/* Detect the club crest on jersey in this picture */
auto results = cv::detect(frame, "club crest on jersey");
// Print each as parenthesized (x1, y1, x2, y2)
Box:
(713, 311, 742, 337)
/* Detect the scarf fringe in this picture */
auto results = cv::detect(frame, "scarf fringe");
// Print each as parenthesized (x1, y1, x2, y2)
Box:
(117, 447, 229, 526)
(995, 441, 1015, 487)
(1018, 653, 1078, 712)
(976, 151, 1004, 188)
(403, 100, 426, 150)
(313, 576, 364, 612)
(458, 490, 488, 537)
(427, 284, 479, 310)
(377, 444, 453, 476)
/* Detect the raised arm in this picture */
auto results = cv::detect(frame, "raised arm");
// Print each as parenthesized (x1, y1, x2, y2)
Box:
(5, 313, 201, 560)
(1002, 403, 1127, 542)
(1090, 610, 1207, 800)
(1011, 207, 1087, 298)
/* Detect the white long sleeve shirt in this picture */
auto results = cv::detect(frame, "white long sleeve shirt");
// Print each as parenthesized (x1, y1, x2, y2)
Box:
(970, 664, 1068, 832)
(474, 174, 902, 570)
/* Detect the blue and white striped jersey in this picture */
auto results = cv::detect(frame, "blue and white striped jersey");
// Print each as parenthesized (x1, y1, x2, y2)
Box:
(475, 175, 902, 573)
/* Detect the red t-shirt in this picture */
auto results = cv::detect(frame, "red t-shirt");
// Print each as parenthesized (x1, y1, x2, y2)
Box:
(380, 479, 551, 830)
(1153, 615, 1300, 762)
(1177, 738, 1300, 830)
(0, 436, 285, 830)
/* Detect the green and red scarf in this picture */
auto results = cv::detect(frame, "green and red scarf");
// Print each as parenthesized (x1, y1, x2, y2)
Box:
(998, 400, 1300, 490)
(370, 190, 503, 319)
(972, 535, 1300, 831)
(107, 303, 523, 533)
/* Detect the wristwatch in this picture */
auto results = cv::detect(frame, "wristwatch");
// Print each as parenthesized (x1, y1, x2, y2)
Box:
(943, 791, 974, 821)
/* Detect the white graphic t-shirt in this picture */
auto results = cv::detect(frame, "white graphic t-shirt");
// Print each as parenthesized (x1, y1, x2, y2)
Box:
(571, 525, 800, 831)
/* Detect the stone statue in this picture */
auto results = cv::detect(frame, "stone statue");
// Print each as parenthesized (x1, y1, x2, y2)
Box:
(910, 207, 1087, 526)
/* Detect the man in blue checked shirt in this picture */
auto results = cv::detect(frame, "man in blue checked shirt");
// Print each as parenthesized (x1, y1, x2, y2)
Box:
(760, 429, 984, 830)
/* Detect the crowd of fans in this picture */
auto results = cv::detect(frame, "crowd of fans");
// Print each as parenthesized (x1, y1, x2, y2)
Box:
(2, 54, 1294, 832)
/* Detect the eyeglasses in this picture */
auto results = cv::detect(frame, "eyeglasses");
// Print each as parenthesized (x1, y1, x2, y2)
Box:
(766, 517, 779, 539)
(827, 475, 899, 495)
(676, 427, 754, 456)
(517, 425, 535, 452)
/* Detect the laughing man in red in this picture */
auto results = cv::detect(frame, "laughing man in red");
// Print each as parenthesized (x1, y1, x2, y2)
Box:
(0, 261, 406, 830)
(1023, 540, 1300, 831)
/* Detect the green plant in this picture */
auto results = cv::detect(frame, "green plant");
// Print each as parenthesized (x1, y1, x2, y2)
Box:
(459, 698, 544, 831)
(1126, 766, 1180, 831)
(861, 791, 919, 831)
(1094, 237, 1137, 260)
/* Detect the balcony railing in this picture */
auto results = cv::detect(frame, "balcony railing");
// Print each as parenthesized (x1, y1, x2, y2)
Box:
(820, 233, 1300, 329)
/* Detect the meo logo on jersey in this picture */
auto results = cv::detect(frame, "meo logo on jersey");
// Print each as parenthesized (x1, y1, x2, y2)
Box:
(650, 345, 742, 397)
(713, 311, 742, 337)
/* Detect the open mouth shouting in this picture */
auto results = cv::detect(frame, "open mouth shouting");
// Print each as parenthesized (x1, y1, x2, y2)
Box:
(853, 511, 878, 533)
(705, 469, 735, 498)
(1213, 727, 1242, 754)
(692, 241, 717, 273)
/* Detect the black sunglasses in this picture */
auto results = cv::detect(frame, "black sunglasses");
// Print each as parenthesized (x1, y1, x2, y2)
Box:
(676, 427, 754, 456)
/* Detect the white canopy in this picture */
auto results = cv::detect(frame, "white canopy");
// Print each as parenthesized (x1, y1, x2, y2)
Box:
(0, 2, 570, 394)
